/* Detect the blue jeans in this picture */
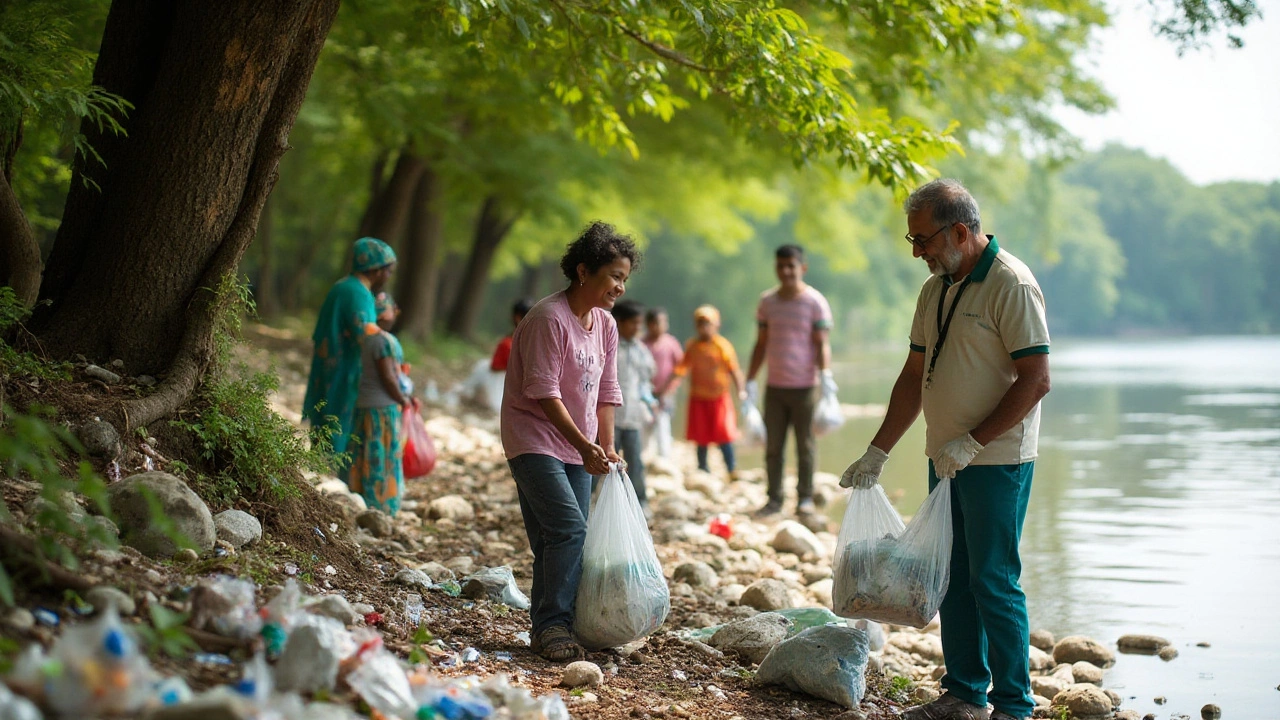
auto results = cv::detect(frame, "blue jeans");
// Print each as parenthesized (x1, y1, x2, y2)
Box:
(508, 454, 592, 636)
(929, 461, 1035, 718)
(696, 443, 736, 473)
(614, 427, 647, 506)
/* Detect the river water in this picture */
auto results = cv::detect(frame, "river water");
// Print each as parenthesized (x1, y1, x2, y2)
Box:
(768, 336, 1280, 716)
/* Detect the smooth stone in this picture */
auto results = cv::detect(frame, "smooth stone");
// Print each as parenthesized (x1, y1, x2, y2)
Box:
(739, 578, 792, 612)
(108, 472, 215, 558)
(1029, 645, 1054, 671)
(770, 521, 827, 560)
(444, 555, 475, 575)
(76, 419, 122, 459)
(1031, 675, 1070, 700)
(1030, 629, 1055, 652)
(807, 578, 833, 607)
(85, 365, 122, 384)
(672, 562, 719, 589)
(1158, 645, 1179, 661)
(1117, 633, 1171, 652)
(355, 509, 395, 538)
(86, 586, 136, 616)
(708, 612, 792, 664)
(419, 561, 455, 581)
(427, 495, 474, 521)
(1053, 635, 1116, 668)
(392, 568, 433, 590)
(174, 548, 199, 563)
(1052, 684, 1113, 716)
(213, 510, 262, 549)
(305, 595, 359, 625)
(1115, 711, 1142, 720)
(562, 661, 604, 688)
(3, 608, 35, 631)
(1071, 660, 1104, 684)
(1201, 703, 1222, 719)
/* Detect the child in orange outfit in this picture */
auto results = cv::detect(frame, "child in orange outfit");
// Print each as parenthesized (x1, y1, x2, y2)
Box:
(661, 305, 744, 476)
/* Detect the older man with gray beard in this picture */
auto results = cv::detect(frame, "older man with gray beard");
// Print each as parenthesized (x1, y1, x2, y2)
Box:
(841, 179, 1051, 720)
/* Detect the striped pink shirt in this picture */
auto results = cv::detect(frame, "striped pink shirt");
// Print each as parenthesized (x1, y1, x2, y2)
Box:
(644, 333, 684, 391)
(501, 292, 622, 464)
(756, 286, 833, 388)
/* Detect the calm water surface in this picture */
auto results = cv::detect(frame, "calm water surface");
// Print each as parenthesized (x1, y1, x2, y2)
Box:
(768, 336, 1280, 716)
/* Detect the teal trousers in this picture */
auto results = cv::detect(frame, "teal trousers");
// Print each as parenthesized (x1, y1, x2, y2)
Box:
(928, 461, 1035, 718)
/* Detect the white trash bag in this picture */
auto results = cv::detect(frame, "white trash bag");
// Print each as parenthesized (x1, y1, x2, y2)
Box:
(832, 479, 953, 628)
(813, 383, 845, 436)
(573, 465, 670, 650)
(740, 384, 766, 448)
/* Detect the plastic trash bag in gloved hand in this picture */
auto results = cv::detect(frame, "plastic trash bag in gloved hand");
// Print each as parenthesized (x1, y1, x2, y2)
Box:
(739, 381, 766, 448)
(756, 625, 871, 708)
(832, 479, 953, 628)
(402, 404, 437, 479)
(573, 465, 670, 650)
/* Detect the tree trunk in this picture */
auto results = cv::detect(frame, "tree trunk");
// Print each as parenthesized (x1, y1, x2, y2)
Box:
(354, 149, 389, 238)
(0, 170, 42, 307)
(32, 0, 340, 431)
(253, 195, 280, 319)
(519, 262, 546, 300)
(394, 164, 445, 344)
(446, 195, 520, 339)
(357, 147, 423, 247)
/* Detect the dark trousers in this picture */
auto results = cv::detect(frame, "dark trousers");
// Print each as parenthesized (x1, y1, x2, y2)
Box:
(764, 385, 817, 504)
(696, 443, 736, 473)
(930, 461, 1035, 718)
(508, 453, 592, 636)
(614, 427, 647, 506)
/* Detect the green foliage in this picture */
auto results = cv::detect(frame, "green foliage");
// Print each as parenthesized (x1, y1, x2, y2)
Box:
(134, 604, 199, 659)
(887, 674, 914, 702)
(170, 276, 336, 506)
(407, 624, 436, 665)
(0, 287, 69, 381)
(0, 404, 116, 607)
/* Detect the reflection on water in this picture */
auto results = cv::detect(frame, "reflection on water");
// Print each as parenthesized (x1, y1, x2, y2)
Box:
(763, 337, 1280, 715)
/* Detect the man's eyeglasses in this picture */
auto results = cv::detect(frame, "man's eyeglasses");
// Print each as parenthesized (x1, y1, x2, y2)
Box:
(904, 224, 950, 249)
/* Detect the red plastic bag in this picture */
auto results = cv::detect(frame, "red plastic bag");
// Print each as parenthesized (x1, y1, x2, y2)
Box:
(402, 405, 436, 479)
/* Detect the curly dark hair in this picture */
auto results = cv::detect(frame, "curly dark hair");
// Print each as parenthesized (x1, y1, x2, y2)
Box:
(559, 221, 642, 283)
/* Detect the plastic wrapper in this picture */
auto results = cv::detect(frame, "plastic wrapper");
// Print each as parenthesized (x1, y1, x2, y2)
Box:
(573, 466, 670, 650)
(402, 407, 438, 480)
(0, 683, 41, 720)
(192, 575, 262, 640)
(832, 480, 953, 628)
(739, 386, 766, 447)
(457, 359, 504, 412)
(44, 607, 158, 717)
(756, 625, 870, 708)
(813, 384, 845, 436)
(346, 648, 416, 719)
(260, 579, 302, 658)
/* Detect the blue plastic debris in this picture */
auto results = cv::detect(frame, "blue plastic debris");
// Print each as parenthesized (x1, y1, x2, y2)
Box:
(33, 608, 59, 627)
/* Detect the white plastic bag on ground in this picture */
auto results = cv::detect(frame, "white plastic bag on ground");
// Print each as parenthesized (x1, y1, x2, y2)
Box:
(456, 359, 504, 412)
(813, 384, 844, 435)
(740, 385, 766, 448)
(573, 465, 670, 650)
(650, 409, 673, 458)
(832, 479, 953, 628)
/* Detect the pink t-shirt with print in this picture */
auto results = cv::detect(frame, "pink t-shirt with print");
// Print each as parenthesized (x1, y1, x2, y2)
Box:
(756, 285, 833, 389)
(645, 333, 684, 391)
(501, 291, 623, 464)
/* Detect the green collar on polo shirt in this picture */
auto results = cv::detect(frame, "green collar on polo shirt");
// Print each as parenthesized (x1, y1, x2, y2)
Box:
(945, 235, 999, 286)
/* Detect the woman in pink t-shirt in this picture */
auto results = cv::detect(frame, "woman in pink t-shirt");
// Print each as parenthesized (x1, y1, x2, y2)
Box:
(500, 221, 640, 662)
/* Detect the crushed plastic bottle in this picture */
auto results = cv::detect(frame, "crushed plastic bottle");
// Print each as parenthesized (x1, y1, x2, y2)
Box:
(232, 652, 273, 705)
(193, 653, 234, 666)
(153, 676, 193, 706)
(195, 576, 262, 640)
(45, 607, 158, 717)
(260, 579, 302, 659)
(347, 648, 417, 719)
(404, 595, 425, 627)
(32, 609, 58, 628)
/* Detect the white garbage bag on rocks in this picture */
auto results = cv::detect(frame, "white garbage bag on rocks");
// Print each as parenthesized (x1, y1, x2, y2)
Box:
(833, 480, 953, 628)
(573, 465, 670, 650)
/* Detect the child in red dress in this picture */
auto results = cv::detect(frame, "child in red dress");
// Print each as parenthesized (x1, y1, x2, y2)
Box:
(662, 305, 744, 476)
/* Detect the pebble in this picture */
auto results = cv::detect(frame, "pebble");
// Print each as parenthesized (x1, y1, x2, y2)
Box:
(1117, 633, 1172, 652)
(1196, 641, 1211, 648)
(1158, 645, 1179, 661)
(3, 608, 35, 631)
(1201, 704, 1221, 719)
(86, 586, 136, 616)
(562, 661, 604, 688)
(305, 594, 359, 625)
(1155, 696, 1168, 705)
(174, 548, 199, 563)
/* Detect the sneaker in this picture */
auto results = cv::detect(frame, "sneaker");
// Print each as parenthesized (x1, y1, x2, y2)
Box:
(752, 501, 783, 518)
(796, 498, 817, 515)
(903, 693, 990, 720)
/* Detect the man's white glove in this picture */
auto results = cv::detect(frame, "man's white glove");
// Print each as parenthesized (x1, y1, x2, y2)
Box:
(745, 380, 759, 404)
(839, 445, 889, 489)
(820, 369, 838, 395)
(933, 433, 984, 480)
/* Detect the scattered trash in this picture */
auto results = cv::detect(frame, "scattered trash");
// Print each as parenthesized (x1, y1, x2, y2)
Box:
(191, 576, 261, 640)
(284, 562, 299, 576)
(403, 595, 425, 627)
(672, 669, 687, 681)
(515, 631, 531, 646)
(708, 513, 733, 540)
(31, 609, 57, 628)
(324, 565, 337, 576)
(460, 647, 481, 664)
(813, 375, 844, 436)
(194, 653, 234, 666)
(107, 460, 121, 482)
(756, 625, 871, 708)
(0, 682, 41, 720)
(461, 567, 531, 610)
(574, 466, 670, 650)
(435, 580, 462, 598)
(494, 651, 513, 662)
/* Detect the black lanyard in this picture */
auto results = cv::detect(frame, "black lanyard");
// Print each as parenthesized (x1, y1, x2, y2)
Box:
(925, 276, 972, 387)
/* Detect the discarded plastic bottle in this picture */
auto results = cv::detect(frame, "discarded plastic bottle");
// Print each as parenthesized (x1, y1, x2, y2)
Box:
(708, 513, 733, 540)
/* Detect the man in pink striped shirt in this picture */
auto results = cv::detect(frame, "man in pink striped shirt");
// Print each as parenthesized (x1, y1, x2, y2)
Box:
(644, 307, 683, 459)
(746, 244, 834, 517)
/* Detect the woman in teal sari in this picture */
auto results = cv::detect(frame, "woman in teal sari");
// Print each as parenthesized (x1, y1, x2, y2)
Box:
(303, 237, 397, 465)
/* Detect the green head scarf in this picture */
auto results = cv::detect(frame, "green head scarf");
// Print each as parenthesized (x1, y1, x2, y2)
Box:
(352, 237, 397, 273)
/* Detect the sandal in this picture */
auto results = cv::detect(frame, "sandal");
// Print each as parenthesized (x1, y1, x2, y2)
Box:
(530, 625, 585, 662)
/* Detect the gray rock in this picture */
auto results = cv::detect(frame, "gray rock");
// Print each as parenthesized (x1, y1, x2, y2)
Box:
(717, 583, 747, 605)
(137, 375, 157, 388)
(888, 632, 944, 663)
(76, 419, 122, 459)
(3, 608, 35, 631)
(562, 660, 604, 688)
(275, 621, 345, 692)
(392, 568, 433, 590)
(461, 566, 531, 610)
(1114, 711, 1142, 720)
(174, 548, 199, 563)
(1071, 660, 1104, 684)
(739, 578, 793, 612)
(1158, 645, 1179, 661)
(83, 515, 120, 545)
(1030, 629, 1055, 652)
(427, 495, 474, 521)
(87, 586, 136, 616)
(444, 555, 475, 575)
(770, 521, 827, 560)
(1052, 635, 1116, 668)
(684, 612, 719, 629)
(1052, 684, 1113, 716)
(25, 491, 83, 519)
(84, 365, 122, 384)
(1105, 688, 1122, 707)
(214, 510, 262, 549)
(305, 595, 359, 625)
(672, 562, 719, 589)
(419, 561, 455, 581)
(756, 625, 871, 708)
(807, 578, 833, 607)
(655, 494, 696, 520)
(352, 603, 375, 616)
(709, 611, 792, 664)
(1117, 634, 1171, 652)
(1031, 675, 1070, 700)
(1029, 645, 1054, 671)
(1201, 704, 1222, 719)
(107, 472, 215, 558)
(356, 509, 395, 538)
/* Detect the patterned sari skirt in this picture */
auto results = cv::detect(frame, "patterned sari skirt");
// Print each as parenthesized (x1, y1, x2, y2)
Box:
(345, 404, 404, 516)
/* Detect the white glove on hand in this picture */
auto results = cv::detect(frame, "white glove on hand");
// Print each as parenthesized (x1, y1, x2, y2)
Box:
(821, 369, 838, 395)
(745, 380, 759, 403)
(839, 445, 889, 489)
(933, 433, 984, 480)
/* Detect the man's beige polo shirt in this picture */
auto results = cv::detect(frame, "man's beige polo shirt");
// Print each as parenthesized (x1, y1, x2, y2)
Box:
(909, 236, 1050, 466)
